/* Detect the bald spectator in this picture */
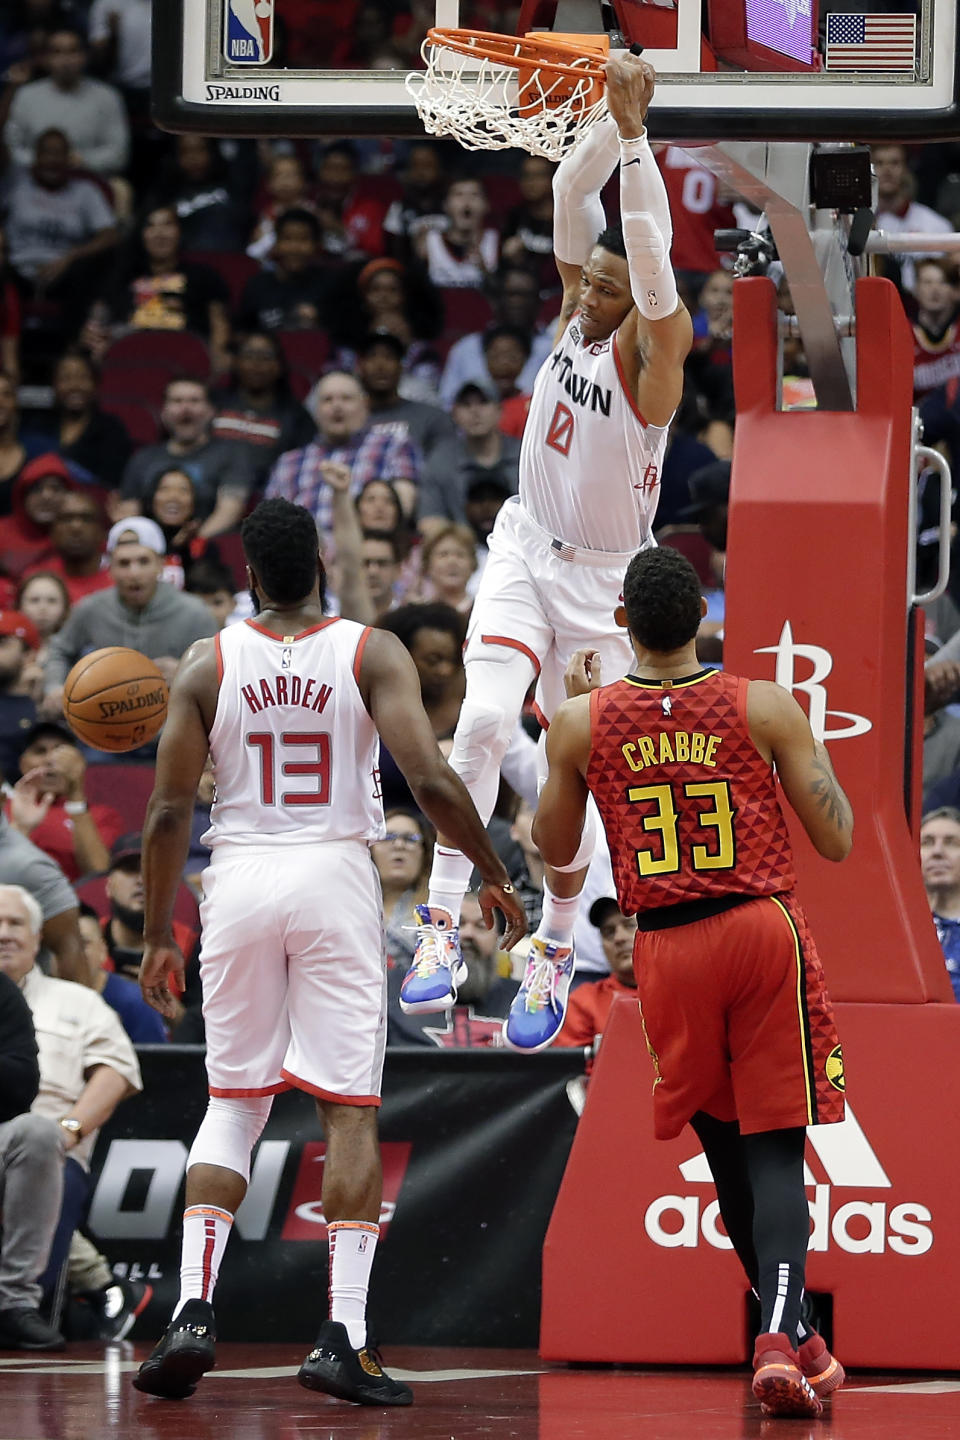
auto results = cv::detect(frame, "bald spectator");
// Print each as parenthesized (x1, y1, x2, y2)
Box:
(265, 370, 419, 540)
(3, 27, 130, 178)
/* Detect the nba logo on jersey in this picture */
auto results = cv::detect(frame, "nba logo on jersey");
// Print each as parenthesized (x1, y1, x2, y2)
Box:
(224, 0, 274, 64)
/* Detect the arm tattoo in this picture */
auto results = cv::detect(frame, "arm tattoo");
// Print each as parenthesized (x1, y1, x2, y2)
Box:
(809, 744, 851, 829)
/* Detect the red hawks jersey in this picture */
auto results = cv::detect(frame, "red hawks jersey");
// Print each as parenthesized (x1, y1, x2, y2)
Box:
(913, 319, 960, 399)
(203, 617, 384, 849)
(519, 313, 670, 551)
(586, 669, 796, 915)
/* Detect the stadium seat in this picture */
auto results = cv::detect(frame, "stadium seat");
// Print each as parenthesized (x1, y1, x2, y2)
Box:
(100, 397, 160, 446)
(101, 331, 211, 384)
(440, 287, 494, 340)
(184, 250, 260, 314)
(656, 525, 718, 588)
(84, 762, 157, 834)
(216, 529, 249, 591)
(276, 329, 330, 387)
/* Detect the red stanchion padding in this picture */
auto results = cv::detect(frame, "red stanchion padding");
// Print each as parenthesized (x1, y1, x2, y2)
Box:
(541, 995, 960, 1368)
(724, 276, 950, 1003)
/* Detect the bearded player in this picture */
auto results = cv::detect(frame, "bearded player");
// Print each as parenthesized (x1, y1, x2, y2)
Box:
(400, 54, 693, 1051)
(534, 547, 851, 1418)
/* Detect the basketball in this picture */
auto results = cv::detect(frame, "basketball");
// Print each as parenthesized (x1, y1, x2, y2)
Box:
(62, 647, 169, 753)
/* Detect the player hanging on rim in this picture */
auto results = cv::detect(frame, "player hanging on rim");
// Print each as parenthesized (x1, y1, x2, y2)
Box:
(133, 498, 525, 1408)
(400, 53, 693, 1052)
(534, 547, 852, 1419)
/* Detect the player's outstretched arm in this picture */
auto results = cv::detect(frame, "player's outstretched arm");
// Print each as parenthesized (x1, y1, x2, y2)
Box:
(531, 696, 592, 868)
(140, 639, 217, 1016)
(747, 680, 854, 862)
(359, 629, 527, 947)
(605, 53, 692, 426)
(552, 113, 620, 330)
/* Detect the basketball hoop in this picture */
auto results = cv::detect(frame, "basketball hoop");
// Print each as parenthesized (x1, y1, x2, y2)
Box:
(406, 29, 609, 161)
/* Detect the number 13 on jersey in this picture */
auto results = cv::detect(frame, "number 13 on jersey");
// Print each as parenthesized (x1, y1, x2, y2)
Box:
(246, 730, 331, 806)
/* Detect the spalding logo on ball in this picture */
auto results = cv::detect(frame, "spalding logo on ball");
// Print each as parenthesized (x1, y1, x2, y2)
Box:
(63, 647, 169, 753)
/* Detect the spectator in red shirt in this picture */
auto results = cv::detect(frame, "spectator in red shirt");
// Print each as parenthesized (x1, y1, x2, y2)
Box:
(0, 454, 76, 584)
(555, 897, 638, 1051)
(4, 721, 124, 880)
(24, 489, 111, 607)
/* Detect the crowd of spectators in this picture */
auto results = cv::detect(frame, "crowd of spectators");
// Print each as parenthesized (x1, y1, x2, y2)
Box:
(1, 0, 960, 1351)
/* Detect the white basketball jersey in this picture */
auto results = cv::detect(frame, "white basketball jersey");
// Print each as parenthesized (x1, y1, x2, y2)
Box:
(519, 314, 670, 552)
(203, 618, 384, 849)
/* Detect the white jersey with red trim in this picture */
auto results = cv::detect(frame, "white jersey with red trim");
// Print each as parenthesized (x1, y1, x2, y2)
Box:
(202, 617, 384, 849)
(518, 313, 670, 552)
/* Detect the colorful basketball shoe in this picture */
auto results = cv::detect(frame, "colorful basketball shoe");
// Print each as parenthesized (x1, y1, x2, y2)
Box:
(752, 1332, 823, 1418)
(503, 936, 575, 1052)
(798, 1332, 845, 1399)
(398, 905, 466, 1013)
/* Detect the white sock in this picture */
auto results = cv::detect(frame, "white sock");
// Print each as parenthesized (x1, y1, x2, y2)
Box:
(426, 845, 474, 926)
(536, 885, 581, 947)
(173, 1205, 234, 1317)
(328, 1221, 379, 1350)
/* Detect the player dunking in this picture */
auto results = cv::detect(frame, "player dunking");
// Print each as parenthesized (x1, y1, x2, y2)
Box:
(133, 498, 524, 1407)
(534, 547, 852, 1419)
(401, 54, 693, 1051)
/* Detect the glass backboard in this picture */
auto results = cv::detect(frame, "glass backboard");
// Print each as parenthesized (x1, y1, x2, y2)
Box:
(152, 0, 959, 143)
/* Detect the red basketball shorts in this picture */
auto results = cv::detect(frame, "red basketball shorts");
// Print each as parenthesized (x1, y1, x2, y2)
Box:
(634, 892, 845, 1140)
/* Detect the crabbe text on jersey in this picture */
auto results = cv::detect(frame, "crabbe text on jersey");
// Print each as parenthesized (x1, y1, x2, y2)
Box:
(549, 350, 612, 416)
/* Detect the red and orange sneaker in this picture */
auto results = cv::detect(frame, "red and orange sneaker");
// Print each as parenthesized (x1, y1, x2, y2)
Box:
(752, 1332, 823, 1418)
(798, 1332, 845, 1399)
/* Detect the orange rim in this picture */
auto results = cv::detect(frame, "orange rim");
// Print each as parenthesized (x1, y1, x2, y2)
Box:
(425, 28, 608, 83)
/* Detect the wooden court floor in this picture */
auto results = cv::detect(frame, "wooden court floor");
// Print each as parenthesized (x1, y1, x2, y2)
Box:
(1, 1344, 959, 1439)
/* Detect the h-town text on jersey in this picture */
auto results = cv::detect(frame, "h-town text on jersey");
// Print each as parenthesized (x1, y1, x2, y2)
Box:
(549, 350, 613, 416)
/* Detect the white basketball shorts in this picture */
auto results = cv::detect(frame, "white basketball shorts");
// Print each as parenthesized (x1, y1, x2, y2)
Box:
(464, 500, 639, 721)
(197, 840, 387, 1105)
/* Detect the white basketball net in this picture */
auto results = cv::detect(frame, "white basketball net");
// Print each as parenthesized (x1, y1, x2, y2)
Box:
(406, 36, 609, 162)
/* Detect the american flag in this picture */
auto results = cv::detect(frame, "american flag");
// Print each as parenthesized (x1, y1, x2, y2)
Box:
(824, 13, 917, 72)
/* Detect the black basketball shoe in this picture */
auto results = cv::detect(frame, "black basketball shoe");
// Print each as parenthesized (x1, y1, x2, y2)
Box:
(132, 1299, 216, 1400)
(297, 1320, 413, 1406)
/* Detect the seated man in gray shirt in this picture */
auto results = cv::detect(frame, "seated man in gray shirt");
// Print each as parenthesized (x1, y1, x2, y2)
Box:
(43, 517, 216, 715)
(418, 382, 520, 533)
(119, 379, 256, 537)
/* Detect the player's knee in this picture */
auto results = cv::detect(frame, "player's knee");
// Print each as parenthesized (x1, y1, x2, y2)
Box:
(450, 699, 514, 786)
(187, 1095, 273, 1182)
